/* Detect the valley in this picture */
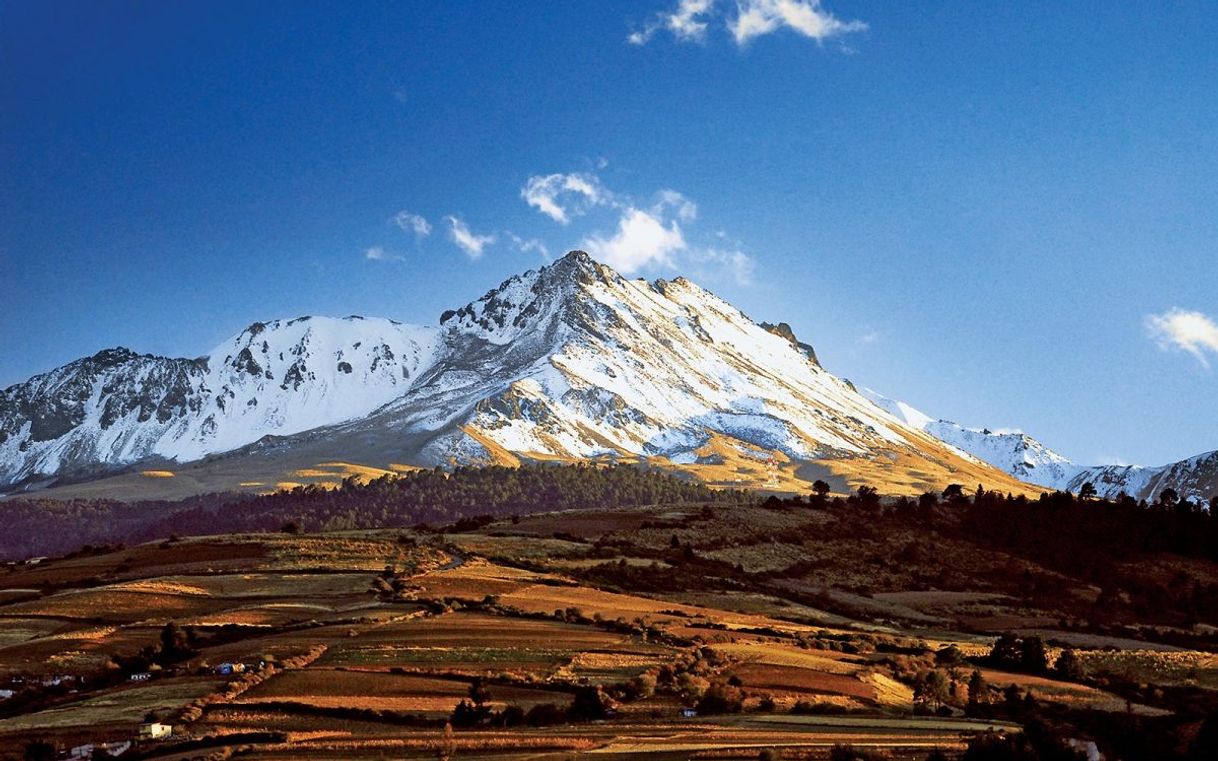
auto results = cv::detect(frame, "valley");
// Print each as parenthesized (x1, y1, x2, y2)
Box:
(3, 476, 1217, 759)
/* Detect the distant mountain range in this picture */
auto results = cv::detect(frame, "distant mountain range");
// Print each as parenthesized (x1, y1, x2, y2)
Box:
(1, 250, 1212, 502)
(862, 389, 1218, 503)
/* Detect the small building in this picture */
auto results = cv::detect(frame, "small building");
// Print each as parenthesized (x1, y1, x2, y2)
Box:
(68, 744, 94, 759)
(680, 707, 698, 718)
(138, 721, 172, 740)
(0, 688, 13, 700)
(129, 672, 152, 682)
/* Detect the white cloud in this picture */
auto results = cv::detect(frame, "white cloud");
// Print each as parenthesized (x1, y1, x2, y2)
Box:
(393, 211, 432, 239)
(521, 172, 608, 224)
(1146, 308, 1218, 368)
(630, 0, 865, 47)
(581, 207, 687, 274)
(654, 189, 698, 222)
(730, 0, 867, 45)
(364, 246, 401, 262)
(688, 246, 755, 286)
(520, 169, 755, 285)
(858, 330, 881, 345)
(445, 215, 496, 260)
(508, 232, 550, 260)
(629, 0, 715, 45)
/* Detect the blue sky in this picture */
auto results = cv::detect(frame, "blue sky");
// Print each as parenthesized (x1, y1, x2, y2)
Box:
(2, 1, 1216, 466)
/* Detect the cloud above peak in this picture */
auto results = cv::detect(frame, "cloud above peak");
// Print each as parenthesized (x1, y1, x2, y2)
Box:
(630, 0, 865, 47)
(1146, 308, 1218, 368)
(581, 207, 687, 274)
(521, 172, 609, 224)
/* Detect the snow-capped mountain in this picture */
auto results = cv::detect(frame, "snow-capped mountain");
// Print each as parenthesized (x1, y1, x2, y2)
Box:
(1, 251, 1026, 498)
(860, 388, 1218, 503)
(0, 317, 437, 486)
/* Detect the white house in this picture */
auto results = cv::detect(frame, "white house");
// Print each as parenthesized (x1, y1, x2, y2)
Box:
(138, 721, 172, 740)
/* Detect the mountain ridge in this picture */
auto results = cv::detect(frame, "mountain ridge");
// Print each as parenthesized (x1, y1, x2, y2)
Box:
(2, 251, 1034, 499)
(860, 387, 1218, 503)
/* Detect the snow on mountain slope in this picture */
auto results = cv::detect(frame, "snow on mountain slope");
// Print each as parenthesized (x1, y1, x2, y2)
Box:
(0, 317, 438, 486)
(0, 251, 1036, 497)
(859, 388, 1217, 502)
(362, 252, 932, 471)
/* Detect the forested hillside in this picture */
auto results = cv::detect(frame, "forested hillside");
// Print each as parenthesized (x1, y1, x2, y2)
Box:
(0, 464, 744, 560)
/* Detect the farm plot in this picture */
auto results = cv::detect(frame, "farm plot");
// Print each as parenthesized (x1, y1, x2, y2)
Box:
(239, 667, 566, 714)
(154, 572, 375, 598)
(409, 558, 546, 600)
(1078, 648, 1218, 689)
(0, 676, 222, 732)
(0, 623, 162, 675)
(0, 584, 230, 624)
(496, 580, 815, 634)
(976, 668, 1172, 715)
(713, 640, 864, 675)
(316, 611, 661, 675)
(0, 617, 66, 648)
(732, 663, 878, 703)
(263, 537, 441, 572)
(560, 650, 671, 684)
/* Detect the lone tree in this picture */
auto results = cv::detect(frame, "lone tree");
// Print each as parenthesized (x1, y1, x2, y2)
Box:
(1054, 649, 1084, 680)
(942, 483, 966, 502)
(1020, 636, 1049, 674)
(967, 669, 988, 708)
(1078, 482, 1097, 501)
(811, 480, 831, 500)
(1159, 487, 1179, 508)
(916, 670, 951, 709)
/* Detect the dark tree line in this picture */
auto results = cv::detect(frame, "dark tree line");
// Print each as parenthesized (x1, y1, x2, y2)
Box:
(962, 487, 1218, 567)
(0, 464, 745, 560)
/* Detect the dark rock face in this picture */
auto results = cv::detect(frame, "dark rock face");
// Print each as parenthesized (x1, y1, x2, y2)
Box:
(0, 350, 205, 459)
(760, 322, 819, 366)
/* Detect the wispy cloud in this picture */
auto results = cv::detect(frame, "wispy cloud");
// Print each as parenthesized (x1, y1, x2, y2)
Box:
(630, 0, 865, 47)
(629, 0, 715, 45)
(393, 211, 432, 239)
(364, 246, 402, 262)
(521, 173, 609, 224)
(508, 232, 550, 260)
(654, 189, 697, 222)
(1146, 308, 1218, 368)
(445, 215, 496, 260)
(687, 246, 755, 286)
